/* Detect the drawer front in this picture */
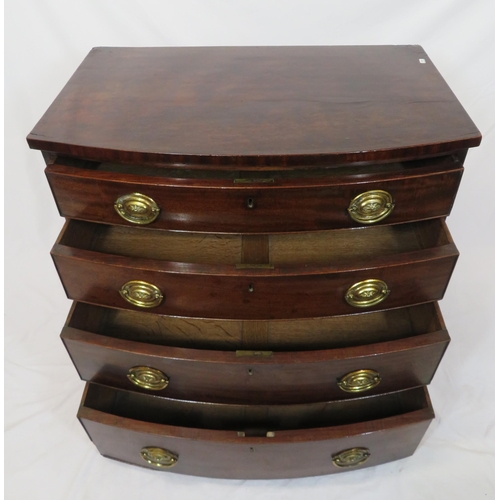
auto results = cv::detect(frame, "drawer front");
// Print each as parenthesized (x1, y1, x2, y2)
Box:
(46, 161, 463, 233)
(51, 218, 459, 319)
(52, 249, 458, 320)
(62, 321, 449, 404)
(78, 384, 434, 479)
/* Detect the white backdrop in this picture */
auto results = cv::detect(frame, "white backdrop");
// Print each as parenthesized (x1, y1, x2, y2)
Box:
(5, 1, 494, 499)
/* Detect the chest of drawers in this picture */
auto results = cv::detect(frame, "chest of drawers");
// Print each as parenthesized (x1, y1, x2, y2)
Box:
(27, 45, 480, 479)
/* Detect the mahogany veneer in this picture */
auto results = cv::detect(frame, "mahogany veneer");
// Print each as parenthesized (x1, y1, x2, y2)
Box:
(27, 46, 480, 167)
(62, 302, 449, 404)
(78, 383, 434, 479)
(51, 218, 458, 319)
(28, 46, 480, 478)
(45, 155, 464, 233)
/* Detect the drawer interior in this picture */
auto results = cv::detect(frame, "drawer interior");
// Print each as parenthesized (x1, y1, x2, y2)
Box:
(68, 302, 444, 351)
(83, 383, 430, 432)
(58, 218, 451, 267)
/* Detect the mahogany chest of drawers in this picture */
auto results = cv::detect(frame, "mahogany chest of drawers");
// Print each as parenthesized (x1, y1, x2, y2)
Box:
(27, 45, 481, 479)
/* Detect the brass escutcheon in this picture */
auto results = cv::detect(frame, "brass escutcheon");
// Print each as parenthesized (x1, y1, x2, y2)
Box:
(114, 192, 160, 225)
(140, 447, 178, 468)
(345, 279, 389, 308)
(348, 190, 394, 224)
(234, 178, 275, 184)
(120, 280, 164, 308)
(235, 350, 273, 357)
(338, 369, 381, 393)
(332, 447, 371, 468)
(128, 366, 169, 390)
(235, 263, 274, 270)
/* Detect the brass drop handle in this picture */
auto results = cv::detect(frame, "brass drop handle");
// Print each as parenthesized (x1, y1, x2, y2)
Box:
(348, 190, 394, 224)
(337, 369, 381, 393)
(345, 279, 390, 308)
(140, 447, 178, 468)
(128, 366, 169, 390)
(114, 192, 160, 224)
(332, 447, 371, 468)
(120, 280, 164, 308)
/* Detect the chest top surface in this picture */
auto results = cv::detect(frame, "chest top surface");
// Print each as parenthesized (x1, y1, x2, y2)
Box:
(27, 45, 481, 169)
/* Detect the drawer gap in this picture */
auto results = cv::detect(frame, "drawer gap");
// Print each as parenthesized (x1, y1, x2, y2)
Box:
(83, 383, 429, 432)
(54, 154, 459, 180)
(90, 224, 242, 265)
(269, 219, 447, 266)
(60, 218, 452, 267)
(68, 302, 442, 351)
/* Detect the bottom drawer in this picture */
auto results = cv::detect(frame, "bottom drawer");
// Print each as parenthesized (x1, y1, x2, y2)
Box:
(78, 383, 434, 479)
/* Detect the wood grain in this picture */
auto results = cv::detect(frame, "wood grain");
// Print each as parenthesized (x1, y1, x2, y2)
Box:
(62, 303, 449, 404)
(51, 218, 459, 319)
(27, 46, 481, 168)
(65, 302, 443, 350)
(44, 155, 464, 232)
(57, 218, 451, 266)
(78, 383, 434, 478)
(28, 45, 477, 478)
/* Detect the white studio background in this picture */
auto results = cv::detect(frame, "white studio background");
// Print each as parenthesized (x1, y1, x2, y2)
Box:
(5, 1, 494, 499)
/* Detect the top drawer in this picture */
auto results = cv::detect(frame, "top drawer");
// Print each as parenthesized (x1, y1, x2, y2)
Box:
(45, 155, 463, 233)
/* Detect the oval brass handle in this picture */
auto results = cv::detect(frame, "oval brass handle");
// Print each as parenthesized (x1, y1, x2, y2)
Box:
(120, 280, 164, 308)
(140, 447, 178, 468)
(345, 279, 390, 308)
(338, 369, 381, 393)
(348, 190, 394, 224)
(332, 447, 371, 468)
(114, 192, 160, 225)
(128, 366, 169, 390)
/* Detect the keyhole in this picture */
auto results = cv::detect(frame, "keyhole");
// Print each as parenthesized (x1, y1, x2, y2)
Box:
(248, 284, 254, 292)
(247, 198, 254, 209)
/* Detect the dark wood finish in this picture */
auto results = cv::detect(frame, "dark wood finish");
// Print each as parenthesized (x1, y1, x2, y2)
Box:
(27, 46, 481, 168)
(44, 155, 464, 232)
(241, 235, 269, 264)
(62, 302, 449, 404)
(78, 383, 434, 479)
(80, 382, 430, 430)
(51, 218, 458, 319)
(64, 301, 445, 351)
(56, 217, 453, 265)
(29, 46, 481, 477)
(241, 322, 269, 347)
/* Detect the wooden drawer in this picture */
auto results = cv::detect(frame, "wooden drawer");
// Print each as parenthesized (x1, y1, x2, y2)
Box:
(52, 218, 458, 319)
(63, 302, 449, 404)
(29, 46, 482, 480)
(45, 155, 463, 233)
(78, 383, 434, 479)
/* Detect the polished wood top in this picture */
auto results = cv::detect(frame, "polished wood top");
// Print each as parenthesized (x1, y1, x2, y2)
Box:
(27, 46, 481, 168)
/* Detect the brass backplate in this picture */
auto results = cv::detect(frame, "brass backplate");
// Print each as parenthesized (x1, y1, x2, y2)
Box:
(348, 190, 394, 224)
(114, 192, 160, 225)
(233, 178, 275, 184)
(337, 369, 381, 393)
(140, 447, 178, 468)
(127, 366, 169, 390)
(120, 280, 164, 308)
(345, 279, 390, 308)
(332, 447, 371, 468)
(235, 350, 273, 357)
